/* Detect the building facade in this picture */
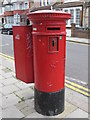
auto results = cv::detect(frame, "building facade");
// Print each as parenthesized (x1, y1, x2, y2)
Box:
(0, 0, 64, 26)
(0, 0, 89, 37)
(0, 0, 34, 26)
(55, 0, 90, 36)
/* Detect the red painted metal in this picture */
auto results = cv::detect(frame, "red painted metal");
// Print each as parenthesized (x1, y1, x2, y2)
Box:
(27, 10, 71, 92)
(13, 26, 34, 83)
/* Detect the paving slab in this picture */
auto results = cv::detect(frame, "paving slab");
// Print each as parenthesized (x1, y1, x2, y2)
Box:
(1, 77, 19, 86)
(2, 67, 12, 73)
(0, 83, 4, 87)
(1, 59, 15, 72)
(1, 93, 20, 108)
(0, 75, 5, 80)
(65, 108, 88, 118)
(2, 59, 13, 69)
(25, 98, 34, 108)
(0, 96, 2, 107)
(0, 107, 2, 119)
(0, 66, 7, 70)
(26, 101, 77, 118)
(21, 105, 35, 117)
(14, 88, 34, 100)
(0, 84, 20, 95)
(2, 71, 14, 79)
(22, 99, 35, 116)
(0, 93, 2, 98)
(2, 106, 24, 118)
(15, 101, 28, 111)
(55, 101, 77, 118)
(15, 98, 35, 117)
(15, 81, 34, 90)
(0, 57, 6, 66)
(65, 87, 88, 113)
(26, 111, 51, 118)
(66, 86, 88, 102)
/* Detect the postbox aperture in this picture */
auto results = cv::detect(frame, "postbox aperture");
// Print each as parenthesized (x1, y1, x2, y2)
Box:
(49, 37, 59, 53)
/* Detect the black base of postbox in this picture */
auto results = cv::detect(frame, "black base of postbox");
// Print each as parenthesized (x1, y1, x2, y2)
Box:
(34, 88, 65, 116)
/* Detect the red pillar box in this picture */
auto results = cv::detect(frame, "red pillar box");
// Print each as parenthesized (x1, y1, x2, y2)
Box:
(28, 10, 71, 116)
(13, 26, 34, 83)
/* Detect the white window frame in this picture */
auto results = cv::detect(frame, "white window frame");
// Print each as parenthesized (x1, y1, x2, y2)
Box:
(14, 14, 20, 25)
(70, 9, 74, 24)
(89, 8, 90, 28)
(63, 6, 82, 27)
(19, 3, 22, 10)
(76, 8, 80, 27)
(24, 2, 28, 9)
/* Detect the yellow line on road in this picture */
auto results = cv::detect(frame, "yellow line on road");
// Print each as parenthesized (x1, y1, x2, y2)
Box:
(65, 83, 90, 97)
(0, 52, 14, 61)
(65, 80, 90, 92)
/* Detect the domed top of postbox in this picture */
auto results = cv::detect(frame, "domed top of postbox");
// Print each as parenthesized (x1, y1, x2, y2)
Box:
(27, 10, 71, 23)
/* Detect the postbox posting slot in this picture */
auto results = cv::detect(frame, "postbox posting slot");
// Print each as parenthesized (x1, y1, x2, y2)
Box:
(47, 27, 60, 31)
(49, 37, 59, 52)
(52, 40, 54, 47)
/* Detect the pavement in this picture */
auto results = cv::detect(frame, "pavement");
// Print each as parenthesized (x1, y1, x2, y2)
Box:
(66, 36, 90, 44)
(0, 36, 89, 119)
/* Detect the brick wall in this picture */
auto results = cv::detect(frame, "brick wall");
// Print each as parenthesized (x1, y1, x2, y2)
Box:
(71, 23, 90, 39)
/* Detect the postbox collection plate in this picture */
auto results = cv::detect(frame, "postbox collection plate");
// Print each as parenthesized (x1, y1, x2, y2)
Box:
(49, 37, 59, 52)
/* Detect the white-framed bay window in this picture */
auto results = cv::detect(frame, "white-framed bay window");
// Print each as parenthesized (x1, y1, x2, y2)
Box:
(6, 16, 14, 24)
(64, 6, 82, 27)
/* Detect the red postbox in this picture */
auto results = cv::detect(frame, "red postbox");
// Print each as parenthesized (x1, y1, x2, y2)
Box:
(28, 10, 71, 116)
(13, 26, 34, 83)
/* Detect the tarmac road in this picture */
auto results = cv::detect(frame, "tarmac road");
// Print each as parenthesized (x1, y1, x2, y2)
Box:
(0, 34, 88, 87)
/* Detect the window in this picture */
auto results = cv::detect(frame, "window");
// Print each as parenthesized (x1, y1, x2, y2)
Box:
(40, 0, 50, 6)
(40, 0, 43, 6)
(11, 6, 13, 11)
(19, 4, 22, 10)
(13, 3, 16, 10)
(14, 14, 20, 24)
(5, 6, 11, 11)
(65, 10, 68, 25)
(70, 9, 74, 24)
(47, 0, 50, 5)
(44, 0, 47, 6)
(25, 3, 28, 9)
(21, 15, 26, 23)
(6, 16, 13, 24)
(76, 9, 80, 26)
